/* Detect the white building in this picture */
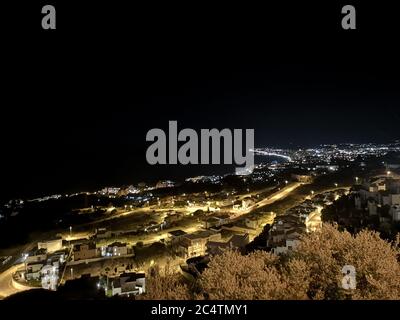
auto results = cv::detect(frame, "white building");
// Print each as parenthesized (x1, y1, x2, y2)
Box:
(25, 262, 44, 280)
(41, 264, 59, 291)
(368, 199, 377, 216)
(101, 242, 130, 257)
(390, 205, 400, 222)
(108, 273, 146, 297)
(245, 216, 262, 229)
(38, 238, 63, 253)
(155, 180, 175, 189)
(25, 248, 47, 264)
(241, 198, 255, 210)
(382, 193, 400, 206)
(391, 194, 400, 205)
(354, 195, 362, 210)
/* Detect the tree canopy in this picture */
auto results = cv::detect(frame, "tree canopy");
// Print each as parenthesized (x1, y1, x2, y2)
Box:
(139, 224, 400, 300)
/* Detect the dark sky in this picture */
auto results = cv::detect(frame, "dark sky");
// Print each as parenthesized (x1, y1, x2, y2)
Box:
(1, 2, 399, 199)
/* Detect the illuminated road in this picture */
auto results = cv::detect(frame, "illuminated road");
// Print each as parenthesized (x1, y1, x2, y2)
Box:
(0, 264, 34, 300)
(241, 182, 302, 214)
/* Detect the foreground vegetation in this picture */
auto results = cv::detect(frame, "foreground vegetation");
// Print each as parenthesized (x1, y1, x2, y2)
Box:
(140, 224, 400, 300)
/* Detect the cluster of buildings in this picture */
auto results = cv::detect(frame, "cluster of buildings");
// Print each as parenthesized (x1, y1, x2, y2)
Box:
(253, 143, 400, 176)
(98, 185, 142, 197)
(267, 189, 347, 255)
(62, 238, 142, 297)
(168, 211, 263, 259)
(206, 233, 250, 255)
(73, 241, 133, 261)
(169, 230, 222, 258)
(104, 272, 146, 297)
(185, 175, 223, 184)
(63, 231, 144, 298)
(291, 142, 400, 164)
(353, 174, 400, 222)
(201, 214, 231, 229)
(155, 180, 176, 189)
(23, 237, 66, 291)
(168, 228, 250, 259)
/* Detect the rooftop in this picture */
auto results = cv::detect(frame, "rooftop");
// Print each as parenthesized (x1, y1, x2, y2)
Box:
(108, 242, 127, 247)
(169, 230, 187, 237)
(184, 230, 217, 240)
(112, 273, 146, 289)
(74, 242, 96, 252)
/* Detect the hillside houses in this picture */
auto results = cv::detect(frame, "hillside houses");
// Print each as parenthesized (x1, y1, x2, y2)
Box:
(266, 190, 346, 255)
(106, 272, 146, 297)
(176, 230, 221, 258)
(23, 246, 66, 291)
(207, 233, 250, 255)
(353, 176, 400, 221)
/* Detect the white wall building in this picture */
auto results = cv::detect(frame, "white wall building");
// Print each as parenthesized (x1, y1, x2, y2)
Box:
(41, 264, 59, 291)
(390, 205, 400, 222)
(101, 242, 129, 257)
(25, 262, 44, 281)
(38, 238, 63, 253)
(108, 273, 146, 297)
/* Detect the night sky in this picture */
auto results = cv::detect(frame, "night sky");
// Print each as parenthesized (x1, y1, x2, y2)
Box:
(1, 2, 399, 199)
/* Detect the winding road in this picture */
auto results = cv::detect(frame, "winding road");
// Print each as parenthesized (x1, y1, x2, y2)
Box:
(0, 264, 35, 299)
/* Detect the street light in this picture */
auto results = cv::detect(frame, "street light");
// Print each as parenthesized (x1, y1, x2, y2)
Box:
(69, 226, 72, 237)
(311, 190, 314, 196)
(70, 268, 74, 279)
(355, 177, 359, 184)
(334, 183, 338, 188)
